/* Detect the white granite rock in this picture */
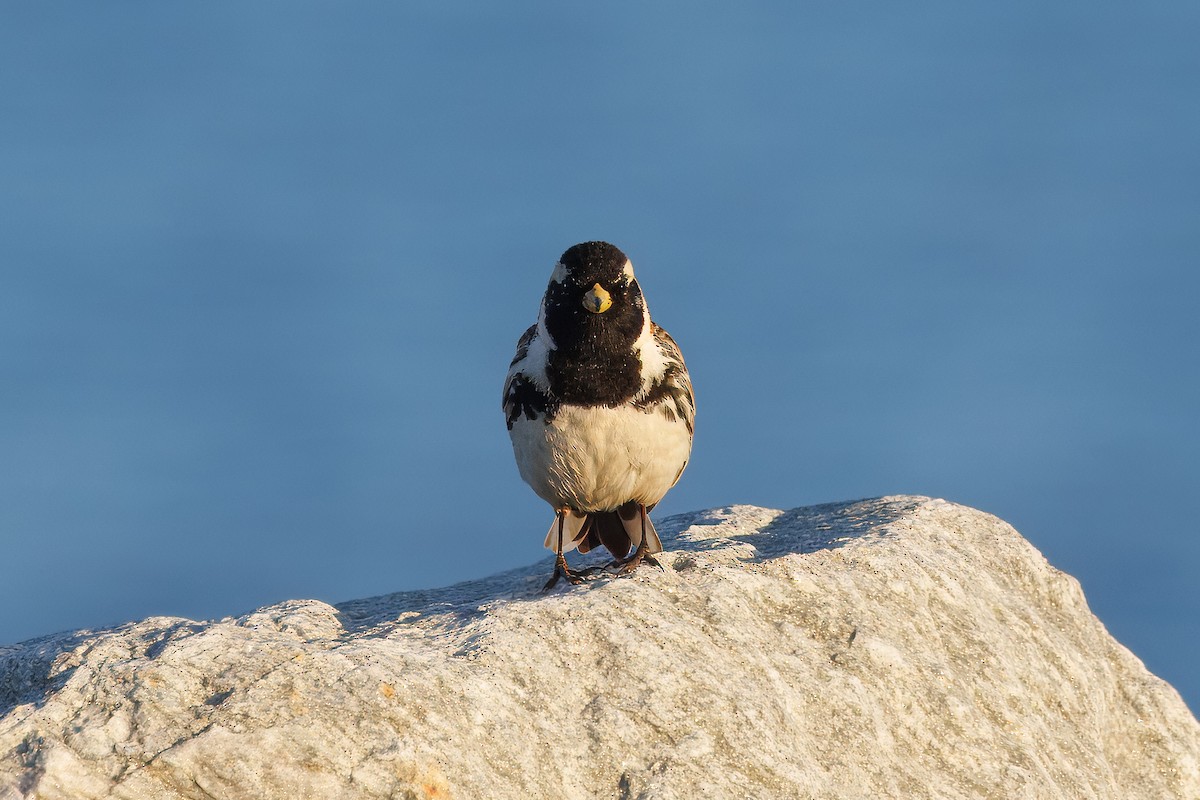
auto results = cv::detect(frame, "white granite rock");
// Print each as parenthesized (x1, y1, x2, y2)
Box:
(1, 497, 1197, 799)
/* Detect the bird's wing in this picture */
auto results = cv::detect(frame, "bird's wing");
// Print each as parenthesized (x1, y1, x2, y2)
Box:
(501, 324, 537, 408)
(503, 324, 557, 430)
(646, 322, 695, 437)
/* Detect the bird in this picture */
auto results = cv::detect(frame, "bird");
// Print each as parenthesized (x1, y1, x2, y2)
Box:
(503, 241, 695, 590)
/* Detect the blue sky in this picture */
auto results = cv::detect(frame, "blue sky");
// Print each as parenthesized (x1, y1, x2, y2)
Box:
(2, 3, 1197, 712)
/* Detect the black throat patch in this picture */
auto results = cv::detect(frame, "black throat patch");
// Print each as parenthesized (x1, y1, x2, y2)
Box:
(544, 297, 645, 406)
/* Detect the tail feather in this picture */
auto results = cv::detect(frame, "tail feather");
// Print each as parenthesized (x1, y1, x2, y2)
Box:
(543, 502, 663, 559)
(618, 502, 663, 554)
(641, 515, 663, 553)
(577, 512, 632, 558)
(543, 510, 588, 553)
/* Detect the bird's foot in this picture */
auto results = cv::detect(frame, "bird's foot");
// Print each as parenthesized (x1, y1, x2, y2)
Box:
(611, 542, 664, 575)
(541, 554, 584, 592)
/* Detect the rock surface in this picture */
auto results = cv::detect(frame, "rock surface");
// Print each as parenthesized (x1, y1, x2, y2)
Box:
(1, 496, 1198, 799)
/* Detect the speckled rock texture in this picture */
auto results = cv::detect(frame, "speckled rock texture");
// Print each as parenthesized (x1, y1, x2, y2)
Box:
(2, 496, 1198, 799)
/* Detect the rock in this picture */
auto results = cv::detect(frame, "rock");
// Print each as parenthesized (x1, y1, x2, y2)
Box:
(1, 496, 1197, 799)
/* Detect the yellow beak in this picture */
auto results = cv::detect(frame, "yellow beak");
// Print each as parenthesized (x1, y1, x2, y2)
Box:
(582, 283, 612, 314)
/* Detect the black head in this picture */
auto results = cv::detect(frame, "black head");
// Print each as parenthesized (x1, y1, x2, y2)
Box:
(543, 241, 645, 348)
(541, 241, 648, 405)
(554, 241, 634, 290)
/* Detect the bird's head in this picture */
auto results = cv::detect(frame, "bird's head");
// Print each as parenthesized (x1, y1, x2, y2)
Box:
(541, 241, 647, 350)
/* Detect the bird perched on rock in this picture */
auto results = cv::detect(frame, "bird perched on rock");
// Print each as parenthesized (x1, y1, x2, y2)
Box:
(503, 241, 695, 589)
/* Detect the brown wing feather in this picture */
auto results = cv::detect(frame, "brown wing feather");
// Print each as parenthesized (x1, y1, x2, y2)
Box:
(649, 323, 695, 436)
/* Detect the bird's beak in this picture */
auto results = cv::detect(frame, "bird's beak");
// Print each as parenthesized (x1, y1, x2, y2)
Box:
(582, 283, 612, 314)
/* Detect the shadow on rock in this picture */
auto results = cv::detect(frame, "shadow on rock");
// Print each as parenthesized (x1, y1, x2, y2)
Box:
(661, 496, 924, 561)
(336, 564, 542, 638)
(0, 632, 90, 717)
(336, 497, 928, 639)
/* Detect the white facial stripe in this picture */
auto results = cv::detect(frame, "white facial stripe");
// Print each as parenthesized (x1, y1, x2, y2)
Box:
(550, 260, 568, 284)
(525, 336, 552, 390)
(536, 300, 555, 350)
(633, 306, 670, 390)
(521, 308, 552, 392)
(622, 260, 635, 283)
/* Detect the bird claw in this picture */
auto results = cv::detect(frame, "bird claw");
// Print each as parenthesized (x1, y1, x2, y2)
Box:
(542, 537, 663, 589)
(541, 555, 585, 592)
(607, 543, 663, 575)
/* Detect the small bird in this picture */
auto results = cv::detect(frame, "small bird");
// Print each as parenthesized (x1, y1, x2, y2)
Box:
(503, 241, 695, 589)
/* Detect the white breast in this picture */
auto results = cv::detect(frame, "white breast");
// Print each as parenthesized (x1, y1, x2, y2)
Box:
(509, 404, 692, 512)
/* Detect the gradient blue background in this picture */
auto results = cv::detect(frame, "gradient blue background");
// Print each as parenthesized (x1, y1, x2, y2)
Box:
(3, 4, 1197, 712)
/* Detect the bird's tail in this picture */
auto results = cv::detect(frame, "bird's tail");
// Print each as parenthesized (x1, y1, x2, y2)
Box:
(542, 502, 663, 559)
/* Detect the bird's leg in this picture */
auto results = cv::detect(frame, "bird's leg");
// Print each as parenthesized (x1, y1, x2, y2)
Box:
(542, 510, 583, 591)
(616, 504, 661, 574)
